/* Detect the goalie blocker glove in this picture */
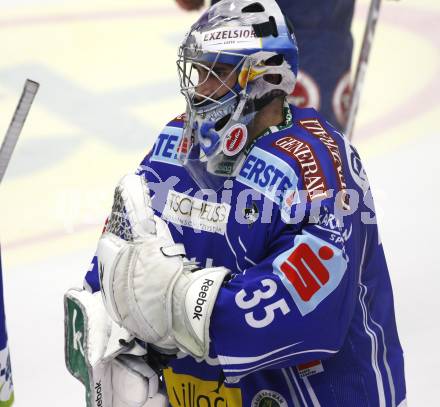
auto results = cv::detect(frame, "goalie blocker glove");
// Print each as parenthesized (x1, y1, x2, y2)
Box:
(96, 174, 230, 359)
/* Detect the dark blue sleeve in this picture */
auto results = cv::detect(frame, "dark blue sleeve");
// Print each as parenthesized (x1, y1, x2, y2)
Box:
(210, 198, 357, 382)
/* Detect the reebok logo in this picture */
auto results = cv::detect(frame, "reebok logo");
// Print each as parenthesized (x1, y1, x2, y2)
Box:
(95, 380, 102, 406)
(193, 279, 214, 321)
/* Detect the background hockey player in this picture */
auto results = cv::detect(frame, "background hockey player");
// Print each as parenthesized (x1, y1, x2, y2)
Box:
(175, 0, 355, 130)
(0, 249, 14, 406)
(65, 0, 407, 405)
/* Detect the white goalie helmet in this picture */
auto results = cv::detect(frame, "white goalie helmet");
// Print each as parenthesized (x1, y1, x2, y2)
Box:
(177, 0, 299, 191)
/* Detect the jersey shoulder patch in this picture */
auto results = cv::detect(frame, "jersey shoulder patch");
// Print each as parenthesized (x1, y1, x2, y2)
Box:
(150, 115, 185, 167)
(249, 120, 332, 206)
(289, 106, 352, 209)
(136, 115, 186, 178)
(237, 141, 301, 222)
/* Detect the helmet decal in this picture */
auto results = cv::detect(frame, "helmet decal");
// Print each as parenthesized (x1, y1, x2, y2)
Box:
(222, 124, 248, 156)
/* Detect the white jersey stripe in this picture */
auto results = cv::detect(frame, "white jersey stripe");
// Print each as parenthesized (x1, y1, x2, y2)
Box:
(303, 377, 321, 407)
(238, 235, 247, 252)
(238, 236, 258, 266)
(289, 368, 308, 406)
(245, 256, 257, 266)
(282, 368, 301, 407)
(371, 317, 396, 406)
(222, 349, 338, 374)
(359, 283, 385, 405)
(218, 341, 302, 365)
(358, 235, 386, 406)
(224, 227, 243, 272)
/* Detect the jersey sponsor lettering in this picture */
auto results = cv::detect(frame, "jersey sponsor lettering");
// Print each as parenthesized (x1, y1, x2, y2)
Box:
(162, 191, 231, 234)
(272, 232, 348, 316)
(273, 136, 329, 201)
(151, 126, 183, 166)
(163, 368, 242, 407)
(318, 210, 353, 244)
(299, 119, 350, 209)
(237, 147, 299, 221)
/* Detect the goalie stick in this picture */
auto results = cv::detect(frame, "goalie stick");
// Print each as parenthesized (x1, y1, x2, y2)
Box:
(0, 79, 39, 184)
(346, 0, 383, 141)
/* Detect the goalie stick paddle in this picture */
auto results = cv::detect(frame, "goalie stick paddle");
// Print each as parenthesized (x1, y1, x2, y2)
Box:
(346, 0, 382, 141)
(0, 79, 39, 184)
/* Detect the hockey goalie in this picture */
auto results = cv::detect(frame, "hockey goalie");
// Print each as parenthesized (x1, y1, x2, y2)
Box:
(65, 0, 407, 405)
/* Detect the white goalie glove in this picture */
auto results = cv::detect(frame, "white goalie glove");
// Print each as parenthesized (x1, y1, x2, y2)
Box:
(64, 288, 168, 407)
(96, 174, 230, 358)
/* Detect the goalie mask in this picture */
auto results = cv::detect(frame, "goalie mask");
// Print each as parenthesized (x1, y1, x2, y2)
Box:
(177, 0, 298, 191)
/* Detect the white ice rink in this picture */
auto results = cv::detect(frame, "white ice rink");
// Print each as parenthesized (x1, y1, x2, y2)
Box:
(0, 0, 439, 405)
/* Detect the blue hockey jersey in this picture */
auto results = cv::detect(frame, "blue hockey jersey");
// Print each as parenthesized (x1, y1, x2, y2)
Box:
(85, 104, 406, 406)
